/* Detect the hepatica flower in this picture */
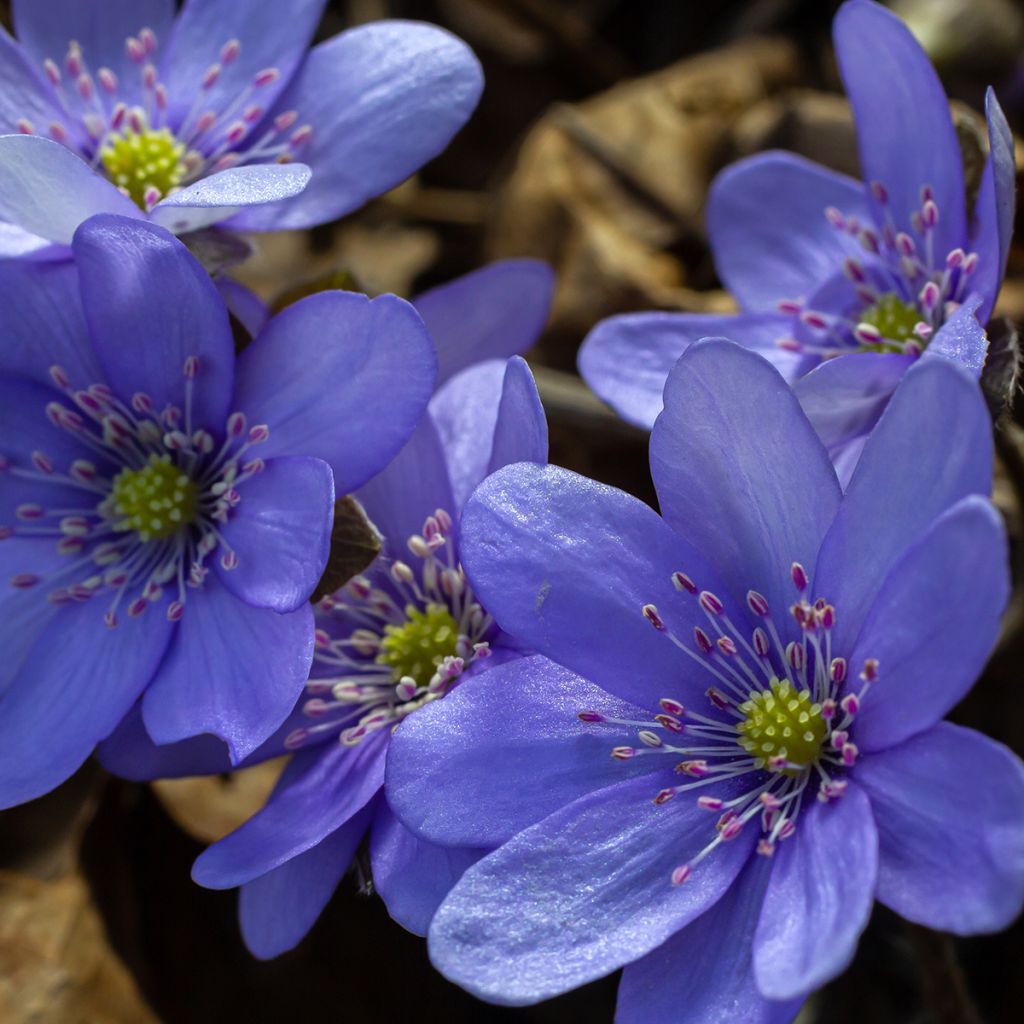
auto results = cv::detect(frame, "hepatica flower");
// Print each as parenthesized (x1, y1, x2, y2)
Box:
(579, 0, 1015, 482)
(386, 341, 1024, 1020)
(0, 0, 482, 254)
(0, 214, 437, 808)
(99, 261, 554, 958)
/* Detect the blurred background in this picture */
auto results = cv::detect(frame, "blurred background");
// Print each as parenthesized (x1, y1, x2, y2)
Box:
(3, 1, 1024, 1020)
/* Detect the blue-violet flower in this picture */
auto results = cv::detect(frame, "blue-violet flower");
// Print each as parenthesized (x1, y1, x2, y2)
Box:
(0, 213, 436, 807)
(386, 340, 1024, 1021)
(0, 0, 482, 255)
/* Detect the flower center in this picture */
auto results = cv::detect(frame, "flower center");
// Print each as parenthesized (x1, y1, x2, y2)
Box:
(100, 126, 186, 208)
(736, 678, 826, 775)
(107, 453, 197, 541)
(857, 292, 923, 349)
(377, 602, 461, 685)
(285, 510, 497, 751)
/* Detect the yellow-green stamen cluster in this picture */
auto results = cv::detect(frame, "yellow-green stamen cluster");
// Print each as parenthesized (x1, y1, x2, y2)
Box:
(858, 292, 923, 350)
(110, 454, 197, 541)
(100, 127, 187, 208)
(736, 678, 827, 774)
(376, 602, 460, 684)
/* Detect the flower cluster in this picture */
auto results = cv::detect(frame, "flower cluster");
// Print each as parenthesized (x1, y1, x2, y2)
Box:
(1, 1, 1022, 1022)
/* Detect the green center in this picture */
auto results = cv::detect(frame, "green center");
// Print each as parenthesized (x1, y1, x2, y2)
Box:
(858, 292, 922, 351)
(100, 127, 187, 208)
(376, 602, 460, 685)
(110, 454, 197, 541)
(736, 679, 827, 774)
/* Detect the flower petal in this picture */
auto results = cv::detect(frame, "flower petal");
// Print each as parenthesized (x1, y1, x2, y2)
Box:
(0, 596, 173, 808)
(215, 455, 334, 613)
(459, 462, 740, 709)
(0, 25, 64, 136)
(0, 135, 141, 243)
(217, 278, 269, 340)
(141, 578, 314, 762)
(487, 357, 547, 478)
(833, 0, 966, 255)
(922, 294, 987, 376)
(228, 22, 483, 230)
(370, 806, 487, 936)
(0, 221, 66, 260)
(617, 857, 803, 1024)
(386, 655, 657, 848)
(580, 311, 809, 431)
(239, 799, 376, 960)
(651, 340, 840, 627)
(413, 261, 554, 388)
(793, 352, 913, 489)
(850, 496, 1007, 752)
(970, 90, 1015, 324)
(753, 782, 877, 1000)
(161, 0, 325, 127)
(814, 357, 992, 653)
(13, 1, 175, 108)
(193, 732, 385, 888)
(356, 414, 455, 553)
(72, 214, 235, 430)
(233, 291, 436, 494)
(429, 773, 755, 1005)
(708, 151, 871, 312)
(856, 722, 1024, 934)
(149, 163, 311, 235)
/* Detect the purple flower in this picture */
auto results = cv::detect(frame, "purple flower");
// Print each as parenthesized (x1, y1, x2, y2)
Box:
(386, 341, 1024, 1020)
(0, 0, 482, 255)
(580, 0, 1014, 484)
(0, 213, 437, 808)
(99, 260, 554, 958)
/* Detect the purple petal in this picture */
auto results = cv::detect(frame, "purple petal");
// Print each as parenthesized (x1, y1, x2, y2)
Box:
(239, 799, 376, 960)
(618, 858, 803, 1024)
(217, 277, 269, 339)
(580, 311, 808, 431)
(708, 151, 871, 313)
(970, 90, 1015, 324)
(429, 360, 504, 512)
(161, 0, 325, 128)
(357, 414, 454, 552)
(13, 1, 175, 108)
(0, 596, 173, 808)
(857, 722, 1024, 934)
(814, 358, 992, 653)
(753, 782, 877, 1000)
(429, 773, 755, 1005)
(72, 215, 235, 430)
(794, 352, 913, 489)
(370, 806, 487, 936)
(413, 261, 554, 388)
(0, 222, 67, 259)
(0, 259, 98, 386)
(215, 455, 334, 613)
(922, 293, 988, 376)
(0, 26, 64, 136)
(141, 578, 314, 762)
(386, 655, 657, 848)
(149, 163, 311, 235)
(486, 357, 548, 477)
(193, 733, 385, 888)
(833, 0, 966, 255)
(98, 700, 234, 779)
(228, 22, 483, 231)
(850, 496, 1007, 752)
(0, 135, 141, 243)
(233, 291, 436, 494)
(459, 462, 740, 709)
(651, 340, 840, 628)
